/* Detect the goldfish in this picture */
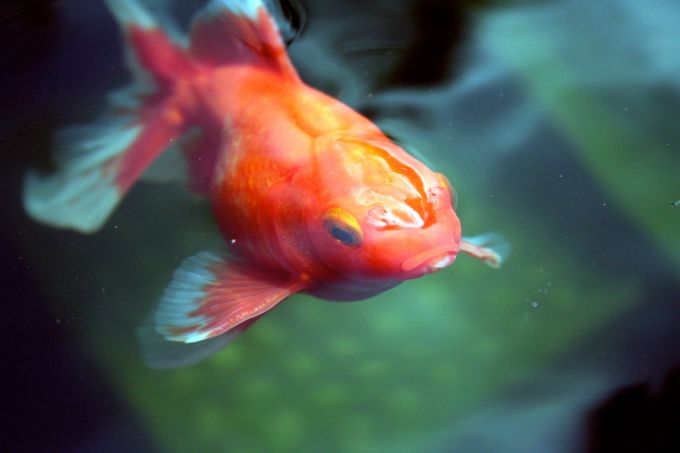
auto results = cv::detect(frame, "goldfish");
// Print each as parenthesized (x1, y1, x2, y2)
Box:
(23, 0, 507, 367)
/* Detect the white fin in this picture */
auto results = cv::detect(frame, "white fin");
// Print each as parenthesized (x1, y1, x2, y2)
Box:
(153, 251, 224, 344)
(136, 323, 238, 369)
(24, 0, 196, 233)
(204, 0, 264, 19)
(104, 0, 156, 29)
(23, 120, 141, 233)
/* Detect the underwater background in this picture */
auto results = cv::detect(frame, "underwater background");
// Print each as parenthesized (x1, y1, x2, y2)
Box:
(2, 0, 679, 451)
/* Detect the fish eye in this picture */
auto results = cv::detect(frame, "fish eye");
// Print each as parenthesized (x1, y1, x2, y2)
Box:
(323, 207, 363, 247)
(436, 173, 458, 209)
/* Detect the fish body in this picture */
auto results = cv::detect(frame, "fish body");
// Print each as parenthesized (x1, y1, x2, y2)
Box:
(23, 0, 505, 367)
(208, 68, 463, 297)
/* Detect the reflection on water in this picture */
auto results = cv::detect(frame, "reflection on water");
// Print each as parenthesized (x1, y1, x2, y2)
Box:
(1, 0, 679, 451)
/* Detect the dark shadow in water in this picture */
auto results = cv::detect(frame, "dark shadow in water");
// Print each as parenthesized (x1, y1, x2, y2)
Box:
(0, 0, 58, 26)
(386, 0, 469, 87)
(585, 365, 680, 453)
(552, 276, 680, 452)
(0, 2, 156, 451)
(0, 230, 158, 452)
(384, 0, 509, 89)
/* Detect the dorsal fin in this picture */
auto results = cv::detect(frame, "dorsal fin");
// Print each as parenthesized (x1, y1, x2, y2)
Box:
(188, 0, 299, 80)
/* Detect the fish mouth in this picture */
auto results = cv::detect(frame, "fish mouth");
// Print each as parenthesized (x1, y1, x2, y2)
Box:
(401, 244, 459, 274)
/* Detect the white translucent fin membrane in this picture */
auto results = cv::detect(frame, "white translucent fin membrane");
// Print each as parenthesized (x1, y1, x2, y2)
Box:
(206, 0, 264, 19)
(104, 0, 156, 29)
(23, 120, 141, 233)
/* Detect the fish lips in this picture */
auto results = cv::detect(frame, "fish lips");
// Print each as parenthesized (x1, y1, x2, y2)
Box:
(400, 244, 459, 275)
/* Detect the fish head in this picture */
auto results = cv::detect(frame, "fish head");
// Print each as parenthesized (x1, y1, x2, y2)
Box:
(307, 134, 462, 288)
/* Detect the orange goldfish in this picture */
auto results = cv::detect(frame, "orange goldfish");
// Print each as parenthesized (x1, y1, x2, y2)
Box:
(24, 0, 506, 367)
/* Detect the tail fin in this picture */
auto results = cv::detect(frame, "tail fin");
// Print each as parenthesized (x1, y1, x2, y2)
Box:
(24, 0, 194, 233)
(24, 0, 298, 233)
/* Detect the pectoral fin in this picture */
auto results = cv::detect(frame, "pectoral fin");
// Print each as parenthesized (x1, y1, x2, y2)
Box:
(138, 251, 304, 367)
(137, 315, 262, 369)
